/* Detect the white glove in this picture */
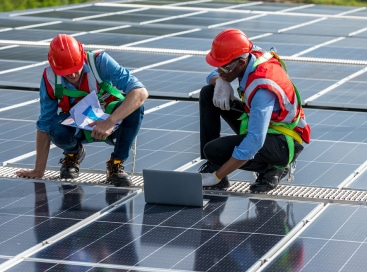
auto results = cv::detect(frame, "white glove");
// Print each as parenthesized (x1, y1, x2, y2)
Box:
(213, 79, 235, 111)
(201, 172, 220, 187)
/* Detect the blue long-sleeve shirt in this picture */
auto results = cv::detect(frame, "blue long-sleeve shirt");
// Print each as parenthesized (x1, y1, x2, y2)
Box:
(206, 54, 280, 161)
(37, 52, 145, 133)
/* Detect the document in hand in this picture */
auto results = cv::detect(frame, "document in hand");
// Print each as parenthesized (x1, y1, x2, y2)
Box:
(61, 90, 121, 131)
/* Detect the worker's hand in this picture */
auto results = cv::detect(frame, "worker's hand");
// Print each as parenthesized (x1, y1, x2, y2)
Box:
(89, 119, 115, 140)
(16, 169, 44, 179)
(213, 79, 235, 111)
(201, 172, 221, 187)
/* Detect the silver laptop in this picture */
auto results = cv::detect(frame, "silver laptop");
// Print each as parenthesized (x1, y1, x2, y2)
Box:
(143, 169, 209, 207)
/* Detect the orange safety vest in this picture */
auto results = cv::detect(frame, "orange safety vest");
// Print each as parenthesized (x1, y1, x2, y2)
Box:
(43, 51, 124, 114)
(43, 51, 125, 142)
(239, 50, 311, 144)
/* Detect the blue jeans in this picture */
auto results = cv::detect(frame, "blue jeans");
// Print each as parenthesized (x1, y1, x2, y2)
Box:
(49, 102, 144, 161)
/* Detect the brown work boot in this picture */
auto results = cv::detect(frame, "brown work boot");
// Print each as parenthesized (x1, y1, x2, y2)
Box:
(59, 145, 86, 179)
(106, 158, 132, 187)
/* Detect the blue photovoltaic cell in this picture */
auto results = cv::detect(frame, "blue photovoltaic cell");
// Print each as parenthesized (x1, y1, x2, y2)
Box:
(346, 170, 367, 191)
(265, 204, 367, 271)
(28, 191, 319, 271)
(0, 1, 367, 271)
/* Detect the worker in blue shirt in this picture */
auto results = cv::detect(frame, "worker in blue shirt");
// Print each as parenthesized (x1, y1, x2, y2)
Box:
(199, 29, 310, 193)
(16, 34, 149, 187)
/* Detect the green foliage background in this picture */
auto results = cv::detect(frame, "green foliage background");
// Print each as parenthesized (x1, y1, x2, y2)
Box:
(291, 0, 366, 5)
(0, 0, 94, 12)
(0, 0, 366, 12)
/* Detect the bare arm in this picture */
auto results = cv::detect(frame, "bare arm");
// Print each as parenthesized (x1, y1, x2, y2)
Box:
(215, 157, 248, 180)
(209, 75, 220, 86)
(108, 87, 148, 126)
(90, 87, 149, 140)
(16, 130, 51, 178)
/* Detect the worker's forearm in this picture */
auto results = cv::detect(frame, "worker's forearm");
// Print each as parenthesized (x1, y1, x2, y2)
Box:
(108, 88, 148, 125)
(216, 157, 248, 180)
(209, 75, 220, 86)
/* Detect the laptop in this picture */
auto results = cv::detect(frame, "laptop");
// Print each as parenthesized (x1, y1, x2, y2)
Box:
(142, 169, 209, 207)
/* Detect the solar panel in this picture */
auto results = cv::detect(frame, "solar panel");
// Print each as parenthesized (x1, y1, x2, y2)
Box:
(0, 1, 366, 271)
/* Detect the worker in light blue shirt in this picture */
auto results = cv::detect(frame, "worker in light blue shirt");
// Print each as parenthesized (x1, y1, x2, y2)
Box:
(205, 64, 281, 162)
(199, 29, 308, 193)
(16, 34, 149, 187)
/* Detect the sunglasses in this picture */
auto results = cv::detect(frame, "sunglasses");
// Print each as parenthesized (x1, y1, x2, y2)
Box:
(218, 58, 240, 73)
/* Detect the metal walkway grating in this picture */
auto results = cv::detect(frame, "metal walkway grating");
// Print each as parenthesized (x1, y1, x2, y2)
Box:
(0, 166, 144, 187)
(1, 166, 367, 205)
(225, 181, 367, 205)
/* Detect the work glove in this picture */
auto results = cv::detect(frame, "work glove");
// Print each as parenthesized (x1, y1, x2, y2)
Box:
(213, 78, 235, 111)
(201, 172, 221, 187)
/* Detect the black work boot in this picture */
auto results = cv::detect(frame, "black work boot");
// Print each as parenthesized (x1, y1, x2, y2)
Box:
(106, 159, 132, 187)
(59, 145, 86, 179)
(198, 161, 229, 190)
(249, 168, 285, 193)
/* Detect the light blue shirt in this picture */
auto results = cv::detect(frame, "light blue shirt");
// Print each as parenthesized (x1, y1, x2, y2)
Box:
(206, 53, 280, 161)
(37, 52, 145, 133)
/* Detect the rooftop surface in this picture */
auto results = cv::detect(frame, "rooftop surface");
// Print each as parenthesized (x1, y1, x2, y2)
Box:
(0, 0, 366, 271)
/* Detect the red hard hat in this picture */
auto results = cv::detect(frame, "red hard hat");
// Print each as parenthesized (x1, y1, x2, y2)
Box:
(48, 34, 85, 76)
(206, 29, 253, 67)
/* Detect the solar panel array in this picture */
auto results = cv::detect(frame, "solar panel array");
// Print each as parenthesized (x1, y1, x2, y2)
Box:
(0, 0, 366, 271)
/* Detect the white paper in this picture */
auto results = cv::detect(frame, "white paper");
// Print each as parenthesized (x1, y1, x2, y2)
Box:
(61, 90, 120, 131)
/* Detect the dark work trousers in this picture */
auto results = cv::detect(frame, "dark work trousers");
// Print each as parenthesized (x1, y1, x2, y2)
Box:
(199, 84, 303, 173)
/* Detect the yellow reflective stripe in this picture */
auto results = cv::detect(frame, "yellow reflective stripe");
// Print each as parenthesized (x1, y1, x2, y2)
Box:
(269, 124, 303, 144)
